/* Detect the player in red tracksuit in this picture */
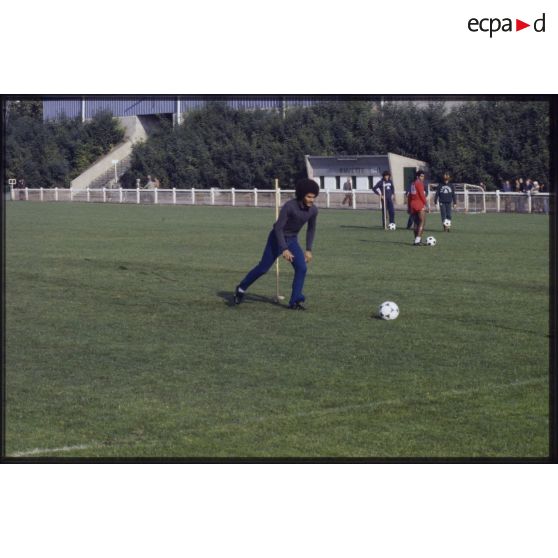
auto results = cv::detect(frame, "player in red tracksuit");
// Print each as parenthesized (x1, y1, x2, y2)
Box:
(408, 170, 427, 246)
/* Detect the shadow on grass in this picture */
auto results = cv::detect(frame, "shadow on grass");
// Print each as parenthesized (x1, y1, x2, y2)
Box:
(217, 290, 284, 308)
(356, 238, 416, 246)
(340, 225, 378, 230)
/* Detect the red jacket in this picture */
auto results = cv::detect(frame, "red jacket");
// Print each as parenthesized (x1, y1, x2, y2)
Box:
(408, 180, 427, 212)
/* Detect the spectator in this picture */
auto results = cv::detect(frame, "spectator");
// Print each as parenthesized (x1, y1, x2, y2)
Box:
(17, 178, 26, 200)
(153, 177, 161, 189)
(531, 181, 546, 213)
(341, 177, 353, 207)
(538, 182, 549, 214)
(513, 178, 523, 211)
(521, 177, 534, 212)
(501, 179, 512, 212)
(145, 175, 154, 189)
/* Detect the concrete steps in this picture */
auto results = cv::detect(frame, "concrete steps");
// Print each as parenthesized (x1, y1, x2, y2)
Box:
(88, 154, 133, 189)
(70, 115, 152, 190)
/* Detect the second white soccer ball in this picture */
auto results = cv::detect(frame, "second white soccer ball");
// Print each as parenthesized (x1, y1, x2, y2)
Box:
(378, 301, 399, 320)
(443, 219, 451, 228)
(388, 223, 396, 230)
(426, 236, 437, 246)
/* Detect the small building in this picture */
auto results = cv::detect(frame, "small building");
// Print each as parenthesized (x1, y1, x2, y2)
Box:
(305, 153, 428, 200)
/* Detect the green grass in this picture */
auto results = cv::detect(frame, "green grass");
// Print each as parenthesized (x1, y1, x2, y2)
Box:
(5, 201, 550, 458)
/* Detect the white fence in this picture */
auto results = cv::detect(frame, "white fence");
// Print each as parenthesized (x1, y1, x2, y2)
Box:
(8, 185, 550, 214)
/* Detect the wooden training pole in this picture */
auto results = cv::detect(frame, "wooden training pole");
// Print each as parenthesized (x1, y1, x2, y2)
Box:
(383, 189, 388, 230)
(274, 178, 285, 301)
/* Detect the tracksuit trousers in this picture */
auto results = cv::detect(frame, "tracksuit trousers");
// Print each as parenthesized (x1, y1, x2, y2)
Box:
(238, 231, 307, 306)
(440, 202, 452, 222)
(380, 198, 395, 226)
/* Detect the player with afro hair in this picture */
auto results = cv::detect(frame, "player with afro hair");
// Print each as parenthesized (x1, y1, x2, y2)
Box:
(234, 178, 320, 310)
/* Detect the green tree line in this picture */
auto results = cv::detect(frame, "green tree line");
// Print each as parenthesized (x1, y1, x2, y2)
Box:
(125, 100, 549, 190)
(5, 100, 124, 188)
(5, 99, 549, 191)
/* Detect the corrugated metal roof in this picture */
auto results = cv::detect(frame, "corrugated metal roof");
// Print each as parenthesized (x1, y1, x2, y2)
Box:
(43, 98, 82, 120)
(84, 97, 177, 118)
(43, 96, 324, 121)
(307, 155, 390, 176)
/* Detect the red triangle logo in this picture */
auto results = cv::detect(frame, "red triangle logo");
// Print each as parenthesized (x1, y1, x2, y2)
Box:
(516, 19, 530, 31)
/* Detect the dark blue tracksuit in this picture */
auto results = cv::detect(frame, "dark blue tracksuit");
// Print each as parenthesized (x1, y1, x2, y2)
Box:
(434, 181, 456, 222)
(238, 198, 318, 306)
(373, 178, 395, 226)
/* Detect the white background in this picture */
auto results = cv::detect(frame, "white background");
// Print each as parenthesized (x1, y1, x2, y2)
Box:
(1, 1, 556, 557)
(1, 465, 556, 557)
(1, 1, 556, 93)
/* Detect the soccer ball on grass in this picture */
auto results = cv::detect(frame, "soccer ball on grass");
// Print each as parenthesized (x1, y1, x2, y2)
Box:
(378, 301, 399, 320)
(443, 219, 451, 228)
(426, 236, 437, 246)
(388, 223, 397, 231)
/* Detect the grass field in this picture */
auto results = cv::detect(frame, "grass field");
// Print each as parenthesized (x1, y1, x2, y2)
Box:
(4, 201, 550, 459)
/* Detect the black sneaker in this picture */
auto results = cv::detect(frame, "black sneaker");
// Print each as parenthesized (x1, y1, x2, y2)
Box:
(289, 302, 306, 310)
(233, 286, 244, 305)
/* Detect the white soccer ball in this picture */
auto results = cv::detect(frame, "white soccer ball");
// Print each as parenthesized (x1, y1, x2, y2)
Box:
(426, 236, 437, 246)
(443, 219, 451, 228)
(378, 301, 399, 320)
(388, 223, 397, 231)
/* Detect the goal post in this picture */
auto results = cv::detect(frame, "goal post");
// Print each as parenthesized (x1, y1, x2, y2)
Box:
(429, 183, 486, 214)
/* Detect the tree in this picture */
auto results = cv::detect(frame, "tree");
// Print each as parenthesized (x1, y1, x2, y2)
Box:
(5, 107, 125, 187)
(122, 99, 550, 190)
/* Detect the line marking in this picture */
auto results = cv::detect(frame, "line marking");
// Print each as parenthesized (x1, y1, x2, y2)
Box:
(8, 377, 547, 455)
(247, 377, 548, 423)
(10, 444, 99, 458)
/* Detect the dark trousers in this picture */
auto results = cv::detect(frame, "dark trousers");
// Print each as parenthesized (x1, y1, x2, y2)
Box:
(239, 231, 307, 306)
(440, 202, 452, 222)
(406, 213, 414, 228)
(380, 198, 395, 226)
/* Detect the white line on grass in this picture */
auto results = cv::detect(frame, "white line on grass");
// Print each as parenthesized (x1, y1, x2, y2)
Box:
(250, 376, 548, 423)
(10, 444, 99, 458)
(8, 376, 547, 455)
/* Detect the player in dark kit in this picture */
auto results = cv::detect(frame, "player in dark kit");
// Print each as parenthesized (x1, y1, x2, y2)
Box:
(233, 178, 320, 310)
(373, 170, 396, 228)
(434, 172, 457, 232)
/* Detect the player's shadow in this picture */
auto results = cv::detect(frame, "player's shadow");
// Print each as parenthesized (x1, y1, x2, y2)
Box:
(217, 290, 281, 307)
(356, 238, 413, 246)
(340, 225, 378, 230)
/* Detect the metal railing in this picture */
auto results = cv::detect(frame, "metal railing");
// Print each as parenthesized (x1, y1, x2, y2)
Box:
(8, 186, 550, 214)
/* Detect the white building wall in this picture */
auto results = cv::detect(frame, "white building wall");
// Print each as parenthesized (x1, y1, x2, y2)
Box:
(324, 177, 337, 190)
(387, 153, 428, 201)
(354, 177, 367, 190)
